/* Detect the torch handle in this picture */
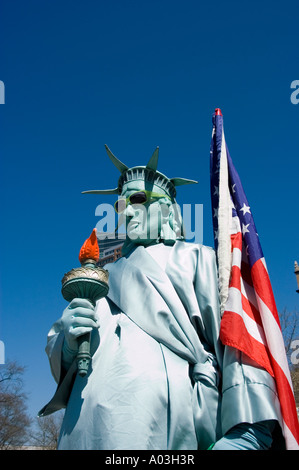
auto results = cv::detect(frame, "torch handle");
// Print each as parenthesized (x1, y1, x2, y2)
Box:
(77, 332, 92, 377)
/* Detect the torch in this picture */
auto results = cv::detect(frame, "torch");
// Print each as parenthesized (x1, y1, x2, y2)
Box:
(61, 228, 109, 377)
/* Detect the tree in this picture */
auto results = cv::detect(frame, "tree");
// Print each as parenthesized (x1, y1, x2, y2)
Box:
(31, 411, 64, 449)
(291, 365, 299, 406)
(279, 308, 299, 362)
(279, 308, 299, 408)
(0, 361, 32, 449)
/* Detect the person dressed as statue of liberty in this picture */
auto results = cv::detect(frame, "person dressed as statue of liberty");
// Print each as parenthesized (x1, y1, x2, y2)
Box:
(39, 146, 284, 450)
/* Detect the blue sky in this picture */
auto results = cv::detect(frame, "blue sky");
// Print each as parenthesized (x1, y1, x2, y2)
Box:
(0, 0, 298, 419)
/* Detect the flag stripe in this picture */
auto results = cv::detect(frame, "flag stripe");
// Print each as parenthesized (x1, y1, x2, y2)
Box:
(241, 286, 263, 327)
(223, 287, 269, 350)
(231, 245, 263, 325)
(210, 110, 299, 449)
(254, 289, 292, 387)
(229, 266, 261, 325)
(220, 311, 274, 376)
(230, 265, 263, 326)
(251, 259, 281, 327)
(230, 231, 243, 252)
(240, 276, 260, 317)
(240, 260, 254, 288)
(267, 350, 299, 449)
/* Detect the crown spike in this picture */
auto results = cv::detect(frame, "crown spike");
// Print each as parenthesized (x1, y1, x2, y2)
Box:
(82, 188, 119, 195)
(170, 177, 198, 187)
(105, 145, 128, 173)
(146, 147, 159, 171)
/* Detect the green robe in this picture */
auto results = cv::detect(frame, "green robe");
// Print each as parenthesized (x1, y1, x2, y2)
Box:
(39, 241, 283, 450)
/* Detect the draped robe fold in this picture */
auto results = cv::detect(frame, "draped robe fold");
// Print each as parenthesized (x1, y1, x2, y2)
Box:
(39, 241, 283, 450)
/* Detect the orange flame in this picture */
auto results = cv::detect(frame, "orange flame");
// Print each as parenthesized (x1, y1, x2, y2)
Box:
(79, 228, 100, 264)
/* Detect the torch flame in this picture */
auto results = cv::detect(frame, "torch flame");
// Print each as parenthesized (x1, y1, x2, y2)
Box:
(79, 228, 100, 264)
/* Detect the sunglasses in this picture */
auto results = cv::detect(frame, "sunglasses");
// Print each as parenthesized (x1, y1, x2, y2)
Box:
(114, 190, 171, 214)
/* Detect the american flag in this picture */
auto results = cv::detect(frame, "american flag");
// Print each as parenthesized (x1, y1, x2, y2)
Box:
(210, 109, 299, 450)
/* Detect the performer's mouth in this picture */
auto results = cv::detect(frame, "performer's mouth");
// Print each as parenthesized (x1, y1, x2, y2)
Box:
(128, 220, 140, 229)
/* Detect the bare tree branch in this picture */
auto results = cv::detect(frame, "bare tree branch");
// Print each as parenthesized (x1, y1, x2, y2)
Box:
(0, 360, 32, 449)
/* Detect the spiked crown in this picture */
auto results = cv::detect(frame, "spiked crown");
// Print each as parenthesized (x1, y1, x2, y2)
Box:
(82, 145, 198, 199)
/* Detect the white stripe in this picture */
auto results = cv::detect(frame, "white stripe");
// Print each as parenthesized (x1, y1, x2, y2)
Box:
(255, 293, 293, 388)
(230, 246, 260, 313)
(231, 214, 241, 235)
(227, 275, 292, 387)
(282, 421, 299, 450)
(231, 246, 242, 268)
(231, 246, 259, 312)
(228, 254, 298, 448)
(260, 257, 268, 272)
(226, 260, 299, 450)
(225, 287, 267, 345)
(241, 277, 259, 312)
(217, 129, 233, 315)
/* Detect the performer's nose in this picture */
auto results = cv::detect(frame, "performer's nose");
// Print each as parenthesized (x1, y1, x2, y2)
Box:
(123, 204, 135, 218)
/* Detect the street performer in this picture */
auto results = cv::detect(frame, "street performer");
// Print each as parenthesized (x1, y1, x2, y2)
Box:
(39, 145, 284, 450)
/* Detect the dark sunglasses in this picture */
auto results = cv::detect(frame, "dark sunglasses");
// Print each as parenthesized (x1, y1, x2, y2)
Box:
(114, 190, 170, 214)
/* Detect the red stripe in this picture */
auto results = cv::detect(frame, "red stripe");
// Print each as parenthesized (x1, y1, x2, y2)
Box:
(241, 291, 263, 327)
(269, 353, 299, 446)
(241, 260, 254, 288)
(229, 265, 241, 290)
(251, 260, 299, 446)
(220, 311, 274, 376)
(229, 265, 263, 326)
(231, 231, 242, 251)
(251, 259, 281, 326)
(221, 311, 299, 447)
(230, 231, 253, 288)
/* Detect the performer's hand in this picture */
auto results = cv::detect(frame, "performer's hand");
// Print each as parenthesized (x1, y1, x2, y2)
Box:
(61, 298, 98, 352)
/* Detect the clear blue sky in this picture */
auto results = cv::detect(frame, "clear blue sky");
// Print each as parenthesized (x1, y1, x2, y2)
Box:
(0, 0, 298, 419)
